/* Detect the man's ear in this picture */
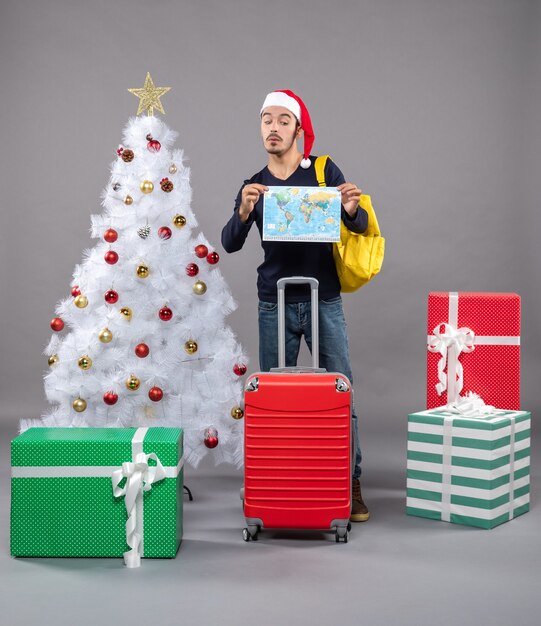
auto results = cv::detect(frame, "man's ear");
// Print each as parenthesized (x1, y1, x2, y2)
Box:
(297, 126, 303, 138)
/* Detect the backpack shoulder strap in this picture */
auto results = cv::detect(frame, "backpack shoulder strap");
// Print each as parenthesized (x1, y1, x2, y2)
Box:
(314, 155, 330, 187)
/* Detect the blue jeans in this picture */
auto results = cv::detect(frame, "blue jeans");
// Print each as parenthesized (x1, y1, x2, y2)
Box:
(258, 296, 362, 479)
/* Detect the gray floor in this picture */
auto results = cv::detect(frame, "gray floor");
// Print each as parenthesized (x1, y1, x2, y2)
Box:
(0, 420, 539, 626)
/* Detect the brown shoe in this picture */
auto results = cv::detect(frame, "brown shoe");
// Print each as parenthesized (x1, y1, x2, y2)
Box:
(350, 478, 370, 522)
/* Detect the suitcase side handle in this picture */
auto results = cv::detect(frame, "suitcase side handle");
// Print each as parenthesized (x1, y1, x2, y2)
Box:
(276, 276, 319, 369)
(270, 367, 326, 374)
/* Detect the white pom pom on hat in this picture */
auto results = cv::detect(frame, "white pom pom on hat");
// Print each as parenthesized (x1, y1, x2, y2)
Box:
(260, 89, 315, 169)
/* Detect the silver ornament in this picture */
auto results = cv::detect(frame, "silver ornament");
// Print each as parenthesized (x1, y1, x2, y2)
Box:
(138, 225, 151, 239)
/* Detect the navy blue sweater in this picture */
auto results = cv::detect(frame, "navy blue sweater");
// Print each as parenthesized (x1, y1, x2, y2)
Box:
(221, 156, 368, 302)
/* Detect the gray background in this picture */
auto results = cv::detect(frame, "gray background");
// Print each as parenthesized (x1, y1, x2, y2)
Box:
(0, 1, 540, 625)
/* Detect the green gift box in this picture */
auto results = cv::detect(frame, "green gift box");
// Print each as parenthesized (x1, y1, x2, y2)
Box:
(11, 427, 183, 566)
(407, 408, 531, 529)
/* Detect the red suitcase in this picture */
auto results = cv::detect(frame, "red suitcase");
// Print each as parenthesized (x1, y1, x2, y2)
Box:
(242, 277, 352, 543)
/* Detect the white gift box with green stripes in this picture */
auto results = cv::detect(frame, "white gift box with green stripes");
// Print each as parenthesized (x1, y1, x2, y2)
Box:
(407, 408, 530, 529)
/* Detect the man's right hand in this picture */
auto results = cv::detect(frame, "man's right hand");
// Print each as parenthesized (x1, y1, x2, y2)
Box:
(238, 184, 268, 223)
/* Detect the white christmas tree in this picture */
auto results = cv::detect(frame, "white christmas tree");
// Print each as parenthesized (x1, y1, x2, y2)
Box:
(28, 74, 248, 468)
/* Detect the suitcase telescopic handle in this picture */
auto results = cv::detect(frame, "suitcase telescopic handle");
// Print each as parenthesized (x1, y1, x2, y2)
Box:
(276, 277, 319, 369)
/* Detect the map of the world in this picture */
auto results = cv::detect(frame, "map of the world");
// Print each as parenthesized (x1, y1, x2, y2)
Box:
(262, 186, 341, 242)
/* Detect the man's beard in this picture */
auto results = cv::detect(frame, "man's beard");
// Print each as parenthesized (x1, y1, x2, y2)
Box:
(265, 135, 295, 155)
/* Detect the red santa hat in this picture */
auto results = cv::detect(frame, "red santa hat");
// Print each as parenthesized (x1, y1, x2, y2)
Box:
(260, 89, 314, 169)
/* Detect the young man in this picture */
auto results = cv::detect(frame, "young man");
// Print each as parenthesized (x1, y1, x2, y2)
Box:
(221, 89, 369, 522)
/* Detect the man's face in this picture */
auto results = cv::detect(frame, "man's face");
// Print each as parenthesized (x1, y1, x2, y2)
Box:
(260, 106, 301, 156)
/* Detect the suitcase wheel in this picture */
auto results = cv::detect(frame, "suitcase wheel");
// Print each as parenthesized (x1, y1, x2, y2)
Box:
(242, 527, 259, 542)
(335, 527, 348, 543)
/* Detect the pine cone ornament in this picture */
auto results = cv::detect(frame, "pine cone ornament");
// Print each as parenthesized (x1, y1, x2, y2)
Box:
(160, 177, 174, 193)
(121, 148, 134, 163)
(138, 225, 151, 239)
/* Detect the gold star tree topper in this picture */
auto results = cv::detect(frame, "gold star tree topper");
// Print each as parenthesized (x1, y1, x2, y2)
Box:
(128, 72, 171, 116)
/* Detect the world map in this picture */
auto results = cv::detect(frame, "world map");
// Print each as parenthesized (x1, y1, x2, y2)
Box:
(262, 186, 341, 242)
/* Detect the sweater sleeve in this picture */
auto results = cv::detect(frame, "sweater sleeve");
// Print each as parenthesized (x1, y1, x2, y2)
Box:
(221, 181, 256, 253)
(326, 159, 369, 234)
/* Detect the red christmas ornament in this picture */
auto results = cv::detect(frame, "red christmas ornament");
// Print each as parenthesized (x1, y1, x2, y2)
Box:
(104, 289, 119, 304)
(148, 386, 164, 402)
(147, 139, 161, 153)
(158, 226, 172, 240)
(159, 306, 173, 321)
(103, 391, 118, 405)
(135, 343, 150, 358)
(71, 285, 81, 297)
(104, 250, 119, 265)
(204, 426, 219, 449)
(195, 244, 209, 258)
(116, 147, 123, 156)
(104, 228, 118, 243)
(185, 263, 199, 277)
(233, 363, 247, 376)
(206, 251, 220, 265)
(50, 317, 64, 332)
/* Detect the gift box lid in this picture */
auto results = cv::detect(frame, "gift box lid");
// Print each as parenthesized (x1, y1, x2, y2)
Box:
(428, 292, 520, 336)
(409, 408, 530, 431)
(11, 427, 182, 469)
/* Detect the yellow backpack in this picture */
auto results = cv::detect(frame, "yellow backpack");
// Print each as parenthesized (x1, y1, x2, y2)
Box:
(315, 155, 385, 292)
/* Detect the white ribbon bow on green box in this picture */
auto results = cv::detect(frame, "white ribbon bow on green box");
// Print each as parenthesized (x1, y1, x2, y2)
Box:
(111, 427, 180, 568)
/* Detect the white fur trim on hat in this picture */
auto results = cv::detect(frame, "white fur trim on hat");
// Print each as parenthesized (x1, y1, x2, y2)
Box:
(260, 92, 301, 121)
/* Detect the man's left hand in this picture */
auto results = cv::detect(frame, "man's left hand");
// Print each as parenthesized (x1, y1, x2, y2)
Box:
(337, 183, 362, 217)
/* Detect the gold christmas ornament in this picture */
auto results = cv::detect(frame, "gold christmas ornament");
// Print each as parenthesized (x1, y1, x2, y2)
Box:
(99, 328, 113, 343)
(169, 163, 177, 174)
(48, 354, 59, 367)
(120, 307, 133, 321)
(72, 398, 87, 413)
(140, 180, 154, 194)
(230, 406, 244, 420)
(124, 195, 134, 205)
(184, 340, 198, 354)
(136, 264, 150, 278)
(126, 375, 141, 391)
(128, 72, 171, 117)
(193, 280, 207, 295)
(74, 294, 88, 308)
(78, 355, 93, 370)
(173, 214, 186, 228)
